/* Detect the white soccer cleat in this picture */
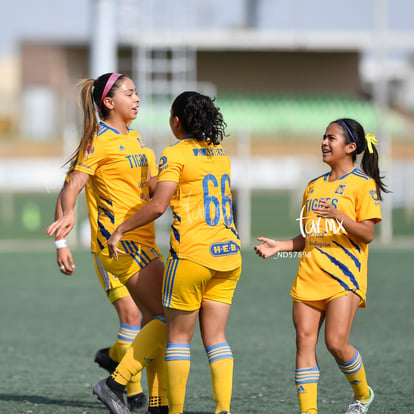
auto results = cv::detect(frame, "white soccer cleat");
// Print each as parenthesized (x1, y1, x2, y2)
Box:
(345, 386, 375, 414)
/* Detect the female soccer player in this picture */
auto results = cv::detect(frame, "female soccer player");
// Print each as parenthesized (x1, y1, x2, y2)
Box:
(53, 144, 158, 412)
(104, 91, 242, 414)
(255, 118, 388, 414)
(47, 73, 167, 414)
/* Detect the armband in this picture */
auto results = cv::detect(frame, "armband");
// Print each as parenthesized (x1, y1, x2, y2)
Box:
(54, 239, 67, 249)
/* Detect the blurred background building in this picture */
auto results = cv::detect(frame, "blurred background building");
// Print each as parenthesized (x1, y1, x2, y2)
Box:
(0, 0, 413, 247)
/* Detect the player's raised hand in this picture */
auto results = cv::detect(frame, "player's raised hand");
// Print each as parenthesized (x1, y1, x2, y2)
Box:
(254, 237, 281, 258)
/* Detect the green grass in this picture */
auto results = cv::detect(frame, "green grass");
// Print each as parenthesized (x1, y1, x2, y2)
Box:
(0, 247, 412, 413)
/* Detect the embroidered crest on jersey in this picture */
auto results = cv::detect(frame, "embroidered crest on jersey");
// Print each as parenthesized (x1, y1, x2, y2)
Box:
(335, 184, 347, 195)
(159, 156, 168, 172)
(370, 189, 379, 202)
(86, 145, 95, 155)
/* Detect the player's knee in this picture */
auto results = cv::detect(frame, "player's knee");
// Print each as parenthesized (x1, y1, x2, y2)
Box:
(325, 335, 346, 358)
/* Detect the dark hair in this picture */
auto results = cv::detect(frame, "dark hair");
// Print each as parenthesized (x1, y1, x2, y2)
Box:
(66, 73, 126, 173)
(171, 91, 227, 145)
(332, 118, 390, 200)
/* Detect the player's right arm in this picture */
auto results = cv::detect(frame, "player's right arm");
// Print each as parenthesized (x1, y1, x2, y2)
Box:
(47, 170, 90, 239)
(255, 234, 305, 258)
(54, 182, 76, 275)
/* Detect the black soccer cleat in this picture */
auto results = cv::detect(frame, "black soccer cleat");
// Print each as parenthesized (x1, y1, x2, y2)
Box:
(147, 406, 169, 413)
(127, 392, 148, 413)
(93, 378, 130, 414)
(94, 347, 118, 373)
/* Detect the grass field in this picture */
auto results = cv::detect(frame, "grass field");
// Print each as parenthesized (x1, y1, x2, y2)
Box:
(0, 246, 412, 413)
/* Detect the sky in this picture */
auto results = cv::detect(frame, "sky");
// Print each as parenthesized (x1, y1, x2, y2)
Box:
(2, 0, 414, 58)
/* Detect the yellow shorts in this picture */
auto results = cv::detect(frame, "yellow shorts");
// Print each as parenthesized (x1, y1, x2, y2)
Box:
(92, 253, 130, 304)
(98, 243, 163, 286)
(293, 290, 350, 311)
(162, 256, 241, 311)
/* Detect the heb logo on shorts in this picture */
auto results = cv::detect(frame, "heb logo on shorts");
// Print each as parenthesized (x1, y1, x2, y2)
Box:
(210, 241, 239, 256)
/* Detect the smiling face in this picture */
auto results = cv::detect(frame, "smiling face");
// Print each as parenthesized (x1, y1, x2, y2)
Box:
(102, 77, 140, 124)
(321, 122, 356, 167)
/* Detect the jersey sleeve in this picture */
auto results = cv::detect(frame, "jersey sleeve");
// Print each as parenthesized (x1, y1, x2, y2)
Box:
(157, 144, 184, 183)
(74, 137, 105, 176)
(356, 179, 382, 223)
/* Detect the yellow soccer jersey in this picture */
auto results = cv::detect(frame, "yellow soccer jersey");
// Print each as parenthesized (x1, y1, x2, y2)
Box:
(67, 145, 157, 253)
(291, 167, 382, 307)
(157, 138, 241, 271)
(75, 122, 155, 250)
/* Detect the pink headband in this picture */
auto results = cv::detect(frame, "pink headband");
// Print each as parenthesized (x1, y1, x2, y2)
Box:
(98, 73, 123, 112)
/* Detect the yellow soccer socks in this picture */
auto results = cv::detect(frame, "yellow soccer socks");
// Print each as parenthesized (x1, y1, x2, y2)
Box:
(147, 350, 168, 409)
(337, 348, 371, 402)
(295, 366, 320, 414)
(111, 317, 167, 408)
(165, 343, 191, 414)
(206, 342, 234, 414)
(108, 323, 143, 396)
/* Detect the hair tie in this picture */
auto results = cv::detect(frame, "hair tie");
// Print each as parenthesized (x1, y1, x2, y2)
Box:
(365, 133, 378, 154)
(98, 73, 122, 112)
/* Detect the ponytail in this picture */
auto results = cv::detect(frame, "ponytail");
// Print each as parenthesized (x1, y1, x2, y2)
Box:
(360, 140, 389, 201)
(65, 79, 98, 174)
(333, 118, 390, 201)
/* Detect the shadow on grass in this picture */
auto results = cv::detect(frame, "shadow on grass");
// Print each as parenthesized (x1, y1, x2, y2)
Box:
(0, 393, 213, 413)
(0, 393, 99, 409)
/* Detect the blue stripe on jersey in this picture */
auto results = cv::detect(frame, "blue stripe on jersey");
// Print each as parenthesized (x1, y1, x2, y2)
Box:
(163, 257, 178, 307)
(172, 211, 181, 222)
(97, 123, 109, 136)
(98, 220, 111, 241)
(352, 168, 369, 180)
(99, 196, 113, 206)
(171, 225, 180, 243)
(98, 121, 120, 135)
(169, 246, 178, 259)
(332, 241, 361, 271)
(322, 269, 351, 291)
(97, 238, 104, 250)
(228, 225, 240, 240)
(98, 206, 114, 224)
(346, 235, 361, 253)
(94, 253, 110, 290)
(309, 172, 329, 184)
(317, 247, 360, 290)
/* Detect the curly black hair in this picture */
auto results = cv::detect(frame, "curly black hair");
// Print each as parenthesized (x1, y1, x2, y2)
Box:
(171, 91, 227, 145)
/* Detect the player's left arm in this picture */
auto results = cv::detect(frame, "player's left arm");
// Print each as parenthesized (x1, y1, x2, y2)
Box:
(54, 182, 76, 274)
(108, 180, 177, 259)
(314, 199, 376, 243)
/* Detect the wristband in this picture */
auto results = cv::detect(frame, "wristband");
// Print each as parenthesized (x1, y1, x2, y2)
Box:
(54, 239, 67, 249)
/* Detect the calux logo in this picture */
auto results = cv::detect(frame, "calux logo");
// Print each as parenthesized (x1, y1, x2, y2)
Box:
(296, 206, 345, 238)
